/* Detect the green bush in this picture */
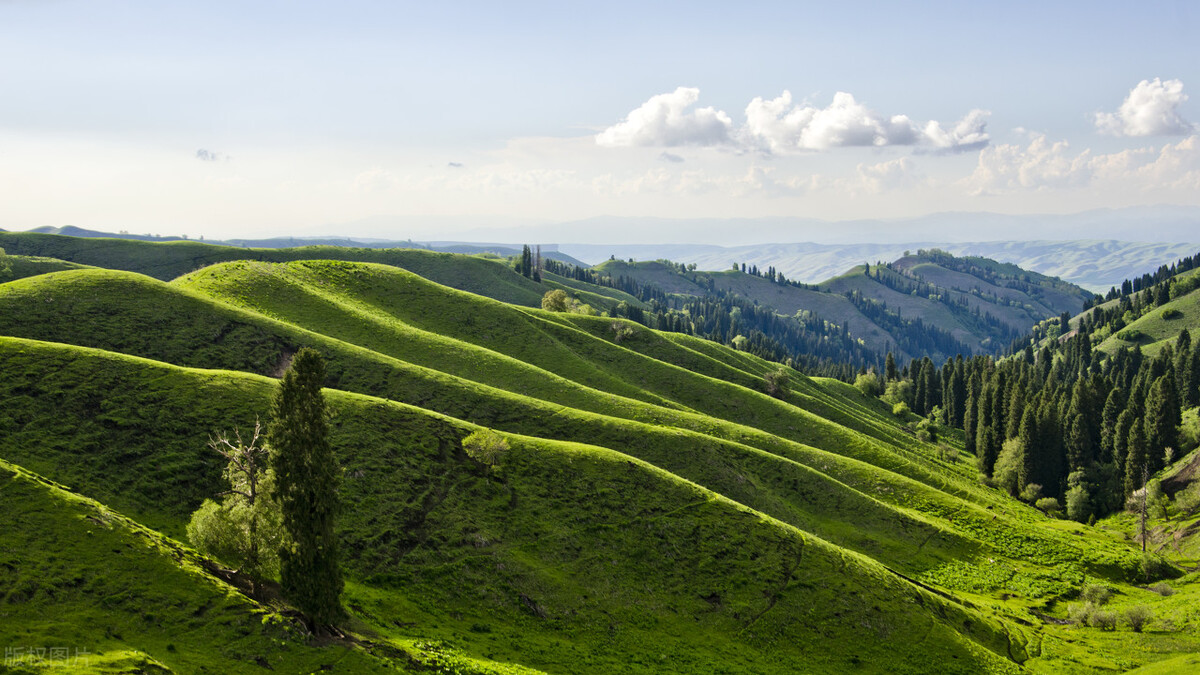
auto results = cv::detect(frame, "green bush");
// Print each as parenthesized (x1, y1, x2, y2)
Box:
(1123, 605, 1153, 632)
(541, 289, 570, 312)
(763, 368, 789, 399)
(1149, 581, 1175, 596)
(891, 401, 909, 418)
(854, 372, 881, 398)
(1035, 497, 1061, 516)
(1162, 308, 1184, 320)
(1080, 583, 1111, 606)
(462, 429, 510, 467)
(1090, 609, 1118, 631)
(1175, 480, 1200, 515)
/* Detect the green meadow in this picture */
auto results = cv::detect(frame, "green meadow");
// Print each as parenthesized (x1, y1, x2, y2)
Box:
(1, 239, 1197, 673)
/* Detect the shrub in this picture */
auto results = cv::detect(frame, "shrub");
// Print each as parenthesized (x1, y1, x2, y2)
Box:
(1149, 582, 1175, 596)
(1035, 497, 1061, 516)
(891, 402, 909, 418)
(1139, 552, 1176, 582)
(882, 380, 913, 407)
(610, 321, 635, 344)
(854, 373, 881, 398)
(763, 368, 789, 399)
(1020, 483, 1043, 504)
(1175, 480, 1200, 515)
(462, 429, 510, 467)
(1080, 583, 1111, 606)
(541, 289, 570, 312)
(1123, 606, 1153, 632)
(915, 417, 939, 444)
(1090, 609, 1118, 631)
(1162, 308, 1184, 320)
(1067, 602, 1092, 625)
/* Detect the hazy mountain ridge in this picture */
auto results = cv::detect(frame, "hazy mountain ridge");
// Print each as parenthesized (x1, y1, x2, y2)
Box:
(562, 240, 1199, 292)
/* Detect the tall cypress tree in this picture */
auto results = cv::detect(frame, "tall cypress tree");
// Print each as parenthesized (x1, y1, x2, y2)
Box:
(885, 352, 898, 383)
(270, 348, 345, 629)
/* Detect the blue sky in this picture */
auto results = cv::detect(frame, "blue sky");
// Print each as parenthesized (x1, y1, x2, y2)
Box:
(1, 1, 1197, 241)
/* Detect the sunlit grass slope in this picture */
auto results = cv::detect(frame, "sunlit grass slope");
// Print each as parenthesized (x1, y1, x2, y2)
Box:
(0, 279, 981, 580)
(0, 264, 1145, 585)
(1096, 285, 1200, 356)
(0, 230, 545, 305)
(2, 254, 93, 281)
(0, 338, 1027, 674)
(0, 458, 397, 675)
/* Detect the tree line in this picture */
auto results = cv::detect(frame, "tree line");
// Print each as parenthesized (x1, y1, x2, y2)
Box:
(876, 324, 1199, 522)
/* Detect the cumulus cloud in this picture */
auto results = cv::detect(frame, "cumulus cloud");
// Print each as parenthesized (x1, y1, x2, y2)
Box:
(447, 161, 464, 168)
(595, 87, 734, 148)
(1095, 78, 1194, 137)
(597, 87, 988, 154)
(743, 91, 988, 153)
(659, 152, 684, 163)
(965, 132, 1200, 194)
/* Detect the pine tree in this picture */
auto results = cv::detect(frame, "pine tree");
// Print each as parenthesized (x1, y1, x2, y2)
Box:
(913, 359, 928, 416)
(1017, 405, 1038, 490)
(949, 357, 966, 427)
(1100, 388, 1123, 464)
(964, 372, 979, 455)
(270, 348, 345, 629)
(885, 352, 898, 383)
(1145, 374, 1181, 473)
(1125, 420, 1149, 497)
(1114, 407, 1135, 480)
(1187, 347, 1200, 409)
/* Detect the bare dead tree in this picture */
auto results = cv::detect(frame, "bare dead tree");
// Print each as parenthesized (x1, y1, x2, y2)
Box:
(208, 418, 270, 595)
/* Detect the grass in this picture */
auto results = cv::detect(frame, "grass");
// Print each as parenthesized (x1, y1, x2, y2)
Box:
(0, 338, 1030, 674)
(1097, 285, 1200, 355)
(0, 263, 1146, 584)
(0, 244, 1187, 673)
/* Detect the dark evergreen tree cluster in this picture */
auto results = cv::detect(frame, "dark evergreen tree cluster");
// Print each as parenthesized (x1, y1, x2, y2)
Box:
(890, 324, 1199, 521)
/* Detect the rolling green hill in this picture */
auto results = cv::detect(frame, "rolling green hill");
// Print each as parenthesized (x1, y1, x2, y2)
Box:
(0, 238, 1191, 673)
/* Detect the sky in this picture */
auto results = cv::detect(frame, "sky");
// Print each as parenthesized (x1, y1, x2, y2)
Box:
(1, 0, 1198, 243)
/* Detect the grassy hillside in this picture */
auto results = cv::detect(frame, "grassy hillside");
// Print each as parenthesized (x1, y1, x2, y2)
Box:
(0, 337, 1027, 674)
(0, 230, 545, 306)
(1, 241, 1192, 673)
(1094, 269, 1200, 356)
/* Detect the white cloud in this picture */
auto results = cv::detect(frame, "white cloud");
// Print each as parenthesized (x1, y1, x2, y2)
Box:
(743, 91, 988, 153)
(1095, 78, 1194, 137)
(965, 132, 1200, 195)
(594, 87, 734, 148)
(598, 87, 988, 154)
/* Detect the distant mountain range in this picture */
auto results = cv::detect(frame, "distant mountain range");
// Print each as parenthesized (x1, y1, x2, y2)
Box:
(6, 223, 1196, 292)
(559, 240, 1200, 293)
